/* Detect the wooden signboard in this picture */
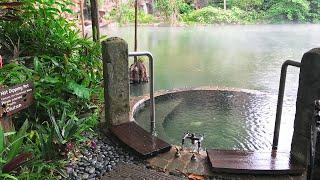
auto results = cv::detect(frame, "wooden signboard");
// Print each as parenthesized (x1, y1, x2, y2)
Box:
(0, 82, 33, 131)
(0, 81, 33, 118)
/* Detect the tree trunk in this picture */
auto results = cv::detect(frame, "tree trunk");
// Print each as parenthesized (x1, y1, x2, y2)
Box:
(224, 0, 226, 10)
(80, 0, 85, 38)
(90, 0, 100, 42)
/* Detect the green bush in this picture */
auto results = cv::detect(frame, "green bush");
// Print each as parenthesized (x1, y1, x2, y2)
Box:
(1, 0, 103, 120)
(178, 2, 193, 14)
(183, 6, 241, 24)
(106, 4, 155, 24)
(231, 7, 264, 23)
(230, 0, 263, 11)
(266, 0, 310, 22)
(0, 0, 103, 177)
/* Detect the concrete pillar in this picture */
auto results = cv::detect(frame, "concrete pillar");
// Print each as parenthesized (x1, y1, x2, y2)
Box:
(291, 48, 320, 165)
(102, 37, 130, 126)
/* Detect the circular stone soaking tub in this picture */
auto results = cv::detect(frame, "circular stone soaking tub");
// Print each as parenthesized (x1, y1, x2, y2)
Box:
(133, 89, 295, 151)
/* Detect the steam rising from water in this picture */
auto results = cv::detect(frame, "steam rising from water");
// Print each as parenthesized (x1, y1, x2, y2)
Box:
(102, 24, 320, 151)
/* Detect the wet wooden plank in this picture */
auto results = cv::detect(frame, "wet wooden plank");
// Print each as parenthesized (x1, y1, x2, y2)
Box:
(110, 122, 171, 157)
(207, 149, 305, 175)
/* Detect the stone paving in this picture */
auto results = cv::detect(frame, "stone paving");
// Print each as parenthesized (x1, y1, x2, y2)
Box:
(146, 146, 307, 180)
(102, 162, 185, 180)
(147, 146, 214, 177)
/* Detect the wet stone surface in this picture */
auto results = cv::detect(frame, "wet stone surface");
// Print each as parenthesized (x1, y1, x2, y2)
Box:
(65, 134, 142, 180)
(147, 146, 306, 180)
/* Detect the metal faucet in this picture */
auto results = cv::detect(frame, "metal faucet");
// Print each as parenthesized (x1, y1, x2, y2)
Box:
(181, 132, 204, 153)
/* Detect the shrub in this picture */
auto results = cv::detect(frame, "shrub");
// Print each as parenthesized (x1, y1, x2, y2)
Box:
(265, 0, 310, 23)
(106, 4, 155, 24)
(230, 0, 263, 11)
(0, 0, 104, 177)
(231, 7, 264, 23)
(183, 6, 240, 24)
(178, 2, 193, 14)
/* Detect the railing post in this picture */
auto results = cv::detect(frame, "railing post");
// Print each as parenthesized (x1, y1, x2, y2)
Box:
(129, 52, 156, 135)
(272, 60, 301, 150)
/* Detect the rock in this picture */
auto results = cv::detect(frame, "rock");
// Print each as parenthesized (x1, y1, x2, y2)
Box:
(82, 173, 89, 179)
(66, 132, 141, 179)
(88, 167, 95, 174)
(66, 167, 73, 174)
(88, 174, 96, 179)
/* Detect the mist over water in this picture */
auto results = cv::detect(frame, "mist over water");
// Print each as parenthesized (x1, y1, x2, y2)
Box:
(102, 24, 320, 96)
(101, 24, 320, 151)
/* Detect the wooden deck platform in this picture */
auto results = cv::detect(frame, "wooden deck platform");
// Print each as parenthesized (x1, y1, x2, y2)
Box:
(110, 122, 171, 157)
(207, 149, 305, 175)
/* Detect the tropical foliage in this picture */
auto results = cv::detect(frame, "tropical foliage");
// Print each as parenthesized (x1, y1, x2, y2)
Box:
(108, 0, 320, 24)
(105, 3, 155, 24)
(0, 0, 103, 178)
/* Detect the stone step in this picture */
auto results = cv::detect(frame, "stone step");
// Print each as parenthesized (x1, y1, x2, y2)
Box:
(102, 162, 185, 180)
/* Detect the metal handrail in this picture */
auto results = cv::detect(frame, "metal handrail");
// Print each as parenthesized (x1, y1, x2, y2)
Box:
(129, 51, 156, 135)
(272, 60, 301, 150)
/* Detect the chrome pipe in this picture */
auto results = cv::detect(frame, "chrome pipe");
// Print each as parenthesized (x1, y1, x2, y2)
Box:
(272, 60, 301, 150)
(129, 52, 156, 135)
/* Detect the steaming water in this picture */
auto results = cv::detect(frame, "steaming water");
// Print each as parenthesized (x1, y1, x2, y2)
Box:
(101, 24, 320, 151)
(133, 90, 294, 151)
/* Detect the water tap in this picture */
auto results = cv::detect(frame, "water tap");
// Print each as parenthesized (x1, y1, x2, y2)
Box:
(181, 132, 204, 153)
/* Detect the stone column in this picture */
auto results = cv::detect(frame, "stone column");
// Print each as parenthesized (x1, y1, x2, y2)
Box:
(102, 37, 130, 126)
(291, 48, 320, 165)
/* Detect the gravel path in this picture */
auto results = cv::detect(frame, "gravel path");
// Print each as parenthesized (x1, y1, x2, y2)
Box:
(65, 132, 143, 180)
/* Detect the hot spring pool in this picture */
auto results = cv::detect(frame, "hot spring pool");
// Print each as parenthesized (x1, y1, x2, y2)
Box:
(133, 89, 295, 151)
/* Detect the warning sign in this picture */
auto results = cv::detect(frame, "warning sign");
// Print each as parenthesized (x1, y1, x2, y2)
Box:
(0, 81, 33, 117)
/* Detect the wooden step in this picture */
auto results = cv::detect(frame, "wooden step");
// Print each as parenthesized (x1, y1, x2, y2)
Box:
(110, 122, 171, 157)
(207, 149, 305, 175)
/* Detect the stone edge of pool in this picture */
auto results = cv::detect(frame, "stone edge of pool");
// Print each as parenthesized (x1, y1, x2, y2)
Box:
(130, 86, 267, 122)
(129, 86, 306, 178)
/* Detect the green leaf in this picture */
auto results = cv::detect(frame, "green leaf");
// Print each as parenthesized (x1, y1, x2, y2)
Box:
(62, 119, 78, 140)
(7, 120, 29, 161)
(4, 132, 16, 137)
(67, 81, 91, 100)
(0, 125, 4, 154)
(33, 56, 40, 72)
(48, 109, 64, 144)
(41, 76, 60, 84)
(0, 173, 18, 180)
